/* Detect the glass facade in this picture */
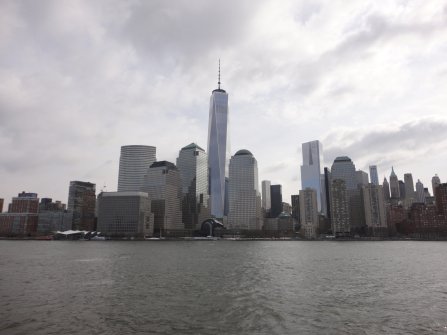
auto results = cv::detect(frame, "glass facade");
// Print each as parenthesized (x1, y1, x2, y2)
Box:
(300, 140, 324, 213)
(207, 89, 230, 218)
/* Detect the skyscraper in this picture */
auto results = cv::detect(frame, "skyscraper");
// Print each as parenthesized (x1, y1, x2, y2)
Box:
(404, 173, 415, 208)
(383, 177, 391, 202)
(331, 156, 364, 234)
(207, 62, 230, 219)
(415, 179, 425, 203)
(142, 161, 183, 235)
(118, 145, 156, 192)
(270, 185, 283, 218)
(330, 179, 350, 237)
(227, 150, 262, 230)
(361, 184, 387, 236)
(369, 165, 379, 186)
(67, 181, 96, 231)
(432, 174, 441, 197)
(299, 188, 318, 239)
(261, 180, 272, 214)
(176, 143, 209, 230)
(389, 167, 400, 200)
(300, 140, 324, 213)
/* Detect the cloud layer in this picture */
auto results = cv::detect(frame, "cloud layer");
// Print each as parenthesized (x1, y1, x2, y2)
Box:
(1, 0, 447, 204)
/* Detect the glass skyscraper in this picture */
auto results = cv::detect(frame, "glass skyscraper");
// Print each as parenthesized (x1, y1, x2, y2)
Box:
(300, 140, 324, 213)
(207, 65, 230, 219)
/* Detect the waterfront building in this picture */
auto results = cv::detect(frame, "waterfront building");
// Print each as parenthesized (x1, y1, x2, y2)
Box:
(118, 145, 156, 192)
(67, 181, 96, 231)
(432, 174, 441, 198)
(261, 180, 271, 214)
(324, 167, 331, 220)
(270, 185, 283, 218)
(415, 179, 425, 203)
(361, 184, 387, 236)
(331, 156, 364, 234)
(389, 167, 400, 200)
(0, 192, 39, 236)
(176, 143, 209, 230)
(300, 140, 324, 213)
(37, 198, 71, 233)
(369, 165, 379, 186)
(97, 192, 153, 237)
(383, 177, 391, 202)
(0, 198, 3, 213)
(291, 195, 300, 222)
(142, 161, 183, 234)
(404, 173, 415, 208)
(330, 179, 350, 237)
(356, 170, 369, 187)
(435, 183, 447, 217)
(299, 188, 318, 239)
(228, 150, 262, 230)
(207, 63, 230, 219)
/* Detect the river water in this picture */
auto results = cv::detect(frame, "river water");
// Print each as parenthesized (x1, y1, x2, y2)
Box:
(1, 240, 446, 334)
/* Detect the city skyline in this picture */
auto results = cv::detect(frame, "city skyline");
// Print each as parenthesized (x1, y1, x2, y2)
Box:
(1, 1, 447, 204)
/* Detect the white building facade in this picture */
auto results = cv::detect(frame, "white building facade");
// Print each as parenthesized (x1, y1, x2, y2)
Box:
(228, 150, 262, 230)
(118, 145, 156, 192)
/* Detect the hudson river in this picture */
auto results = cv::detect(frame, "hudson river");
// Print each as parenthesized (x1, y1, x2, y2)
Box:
(1, 240, 447, 334)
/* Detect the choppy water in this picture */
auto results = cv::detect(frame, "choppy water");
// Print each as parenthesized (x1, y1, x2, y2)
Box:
(1, 240, 447, 334)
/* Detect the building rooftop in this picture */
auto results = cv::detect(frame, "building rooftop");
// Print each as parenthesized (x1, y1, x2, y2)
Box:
(181, 143, 205, 151)
(334, 156, 352, 163)
(235, 149, 253, 156)
(150, 161, 177, 170)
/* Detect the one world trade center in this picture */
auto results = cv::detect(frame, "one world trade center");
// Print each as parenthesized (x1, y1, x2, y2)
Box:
(207, 62, 230, 219)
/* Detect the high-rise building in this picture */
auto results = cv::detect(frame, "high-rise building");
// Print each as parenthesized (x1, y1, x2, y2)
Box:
(435, 183, 447, 216)
(330, 179, 350, 237)
(383, 177, 391, 202)
(369, 165, 379, 186)
(270, 185, 283, 218)
(118, 145, 156, 192)
(0, 198, 3, 213)
(67, 181, 96, 231)
(361, 184, 387, 236)
(404, 173, 415, 208)
(142, 161, 183, 234)
(0, 192, 39, 236)
(300, 140, 324, 213)
(356, 170, 369, 187)
(97, 192, 153, 238)
(291, 195, 300, 222)
(207, 63, 230, 219)
(432, 174, 441, 197)
(398, 180, 406, 200)
(176, 143, 209, 230)
(37, 198, 71, 233)
(261, 180, 271, 213)
(227, 150, 262, 230)
(331, 156, 364, 234)
(389, 167, 400, 200)
(415, 179, 425, 203)
(299, 188, 318, 239)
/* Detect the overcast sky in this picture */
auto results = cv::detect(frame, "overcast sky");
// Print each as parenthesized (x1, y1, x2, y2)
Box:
(1, 0, 447, 205)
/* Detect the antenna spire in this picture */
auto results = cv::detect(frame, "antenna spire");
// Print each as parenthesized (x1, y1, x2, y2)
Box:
(218, 59, 221, 89)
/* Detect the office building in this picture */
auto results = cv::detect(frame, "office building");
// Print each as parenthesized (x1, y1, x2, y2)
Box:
(432, 175, 441, 197)
(228, 150, 262, 230)
(176, 143, 209, 230)
(383, 177, 391, 202)
(261, 180, 271, 213)
(404, 173, 415, 208)
(389, 167, 400, 200)
(356, 170, 369, 187)
(300, 140, 324, 213)
(361, 184, 387, 236)
(330, 179, 350, 237)
(117, 145, 156, 192)
(0, 192, 39, 236)
(270, 185, 283, 218)
(97, 192, 153, 237)
(369, 165, 379, 186)
(416, 179, 425, 203)
(207, 63, 230, 219)
(299, 188, 318, 239)
(67, 181, 96, 231)
(142, 161, 183, 234)
(291, 195, 300, 222)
